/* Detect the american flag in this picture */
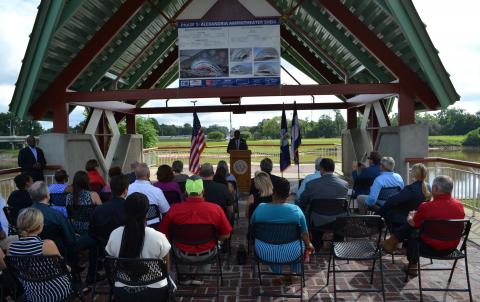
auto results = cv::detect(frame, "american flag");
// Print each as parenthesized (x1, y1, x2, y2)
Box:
(189, 112, 205, 174)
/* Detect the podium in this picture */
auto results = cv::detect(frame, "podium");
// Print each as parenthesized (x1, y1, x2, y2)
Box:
(229, 150, 251, 193)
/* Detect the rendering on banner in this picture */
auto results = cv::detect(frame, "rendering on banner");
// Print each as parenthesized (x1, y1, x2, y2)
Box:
(178, 19, 281, 88)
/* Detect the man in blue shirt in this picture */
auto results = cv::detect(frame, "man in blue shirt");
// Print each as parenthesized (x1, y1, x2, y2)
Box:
(357, 157, 404, 214)
(29, 181, 99, 283)
(352, 151, 382, 196)
(295, 157, 322, 204)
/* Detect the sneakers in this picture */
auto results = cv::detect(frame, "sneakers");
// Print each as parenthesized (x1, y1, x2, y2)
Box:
(191, 279, 204, 285)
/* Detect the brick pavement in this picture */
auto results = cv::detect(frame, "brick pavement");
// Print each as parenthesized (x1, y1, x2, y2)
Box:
(87, 197, 479, 302)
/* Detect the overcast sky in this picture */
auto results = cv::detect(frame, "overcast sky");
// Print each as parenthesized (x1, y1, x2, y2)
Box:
(0, 0, 478, 129)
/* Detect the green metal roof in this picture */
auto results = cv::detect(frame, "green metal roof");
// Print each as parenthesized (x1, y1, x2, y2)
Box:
(10, 0, 459, 119)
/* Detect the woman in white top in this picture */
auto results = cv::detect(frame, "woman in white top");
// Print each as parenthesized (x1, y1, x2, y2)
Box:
(106, 192, 171, 302)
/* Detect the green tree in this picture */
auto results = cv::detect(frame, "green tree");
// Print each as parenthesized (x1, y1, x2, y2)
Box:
(119, 117, 158, 148)
(240, 131, 252, 140)
(0, 112, 43, 136)
(207, 131, 225, 141)
(463, 128, 480, 147)
(333, 109, 346, 136)
(206, 124, 228, 135)
(317, 115, 337, 138)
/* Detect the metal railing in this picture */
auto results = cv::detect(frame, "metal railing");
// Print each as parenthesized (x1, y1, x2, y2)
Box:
(406, 157, 480, 215)
(143, 143, 342, 167)
(0, 166, 59, 200)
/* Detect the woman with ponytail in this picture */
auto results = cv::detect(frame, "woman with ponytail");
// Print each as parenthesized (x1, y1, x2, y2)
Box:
(379, 163, 432, 253)
(106, 192, 171, 301)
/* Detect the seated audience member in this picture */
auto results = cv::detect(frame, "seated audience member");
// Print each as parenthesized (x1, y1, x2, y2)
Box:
(383, 176, 464, 275)
(101, 166, 123, 193)
(217, 160, 237, 183)
(352, 151, 382, 196)
(7, 174, 33, 217)
(30, 181, 98, 283)
(106, 193, 171, 301)
(8, 207, 71, 302)
(0, 196, 18, 250)
(246, 171, 273, 220)
(86, 159, 107, 190)
(172, 160, 189, 183)
(128, 161, 139, 184)
(249, 158, 282, 202)
(159, 177, 232, 285)
(251, 177, 314, 284)
(66, 171, 102, 233)
(128, 163, 170, 222)
(379, 163, 431, 240)
(153, 165, 183, 200)
(299, 158, 348, 249)
(213, 165, 234, 194)
(217, 160, 238, 199)
(90, 174, 129, 245)
(357, 157, 404, 214)
(295, 157, 323, 204)
(199, 163, 234, 220)
(48, 169, 69, 193)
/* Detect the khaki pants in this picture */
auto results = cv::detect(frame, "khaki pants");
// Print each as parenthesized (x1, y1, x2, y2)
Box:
(357, 195, 370, 215)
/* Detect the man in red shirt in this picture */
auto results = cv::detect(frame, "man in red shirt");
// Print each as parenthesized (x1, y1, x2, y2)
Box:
(392, 175, 464, 275)
(159, 176, 232, 285)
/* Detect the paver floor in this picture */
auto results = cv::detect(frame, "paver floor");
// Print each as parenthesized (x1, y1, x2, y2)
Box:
(88, 196, 479, 302)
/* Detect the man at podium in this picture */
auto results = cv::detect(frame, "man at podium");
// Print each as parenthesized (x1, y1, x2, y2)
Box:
(227, 130, 248, 153)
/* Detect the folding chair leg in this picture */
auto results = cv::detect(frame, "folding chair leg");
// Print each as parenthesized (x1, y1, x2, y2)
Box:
(326, 252, 332, 285)
(332, 255, 337, 302)
(216, 262, 220, 302)
(464, 253, 473, 302)
(379, 253, 386, 302)
(370, 258, 377, 284)
(257, 261, 263, 285)
(417, 259, 423, 302)
(217, 254, 224, 286)
(447, 258, 458, 283)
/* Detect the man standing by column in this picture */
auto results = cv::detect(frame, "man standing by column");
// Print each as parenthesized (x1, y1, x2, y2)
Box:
(18, 135, 46, 181)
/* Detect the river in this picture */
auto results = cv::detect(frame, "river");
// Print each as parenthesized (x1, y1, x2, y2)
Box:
(429, 149, 480, 163)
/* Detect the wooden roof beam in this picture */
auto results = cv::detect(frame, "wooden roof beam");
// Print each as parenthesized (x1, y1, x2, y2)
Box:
(316, 0, 439, 109)
(30, 0, 147, 119)
(65, 83, 402, 103)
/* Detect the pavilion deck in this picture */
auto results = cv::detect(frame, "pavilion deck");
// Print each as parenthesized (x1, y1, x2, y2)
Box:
(88, 197, 479, 302)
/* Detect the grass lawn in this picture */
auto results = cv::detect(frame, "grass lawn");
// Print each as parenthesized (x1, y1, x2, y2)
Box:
(428, 135, 465, 147)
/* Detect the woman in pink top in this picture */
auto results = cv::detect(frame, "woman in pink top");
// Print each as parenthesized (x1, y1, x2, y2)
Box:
(153, 165, 184, 203)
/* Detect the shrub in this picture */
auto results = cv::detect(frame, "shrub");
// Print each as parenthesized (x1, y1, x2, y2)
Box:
(463, 128, 480, 147)
(240, 131, 252, 140)
(207, 131, 225, 141)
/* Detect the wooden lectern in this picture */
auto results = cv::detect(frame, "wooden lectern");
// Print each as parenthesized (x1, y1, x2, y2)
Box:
(229, 150, 251, 193)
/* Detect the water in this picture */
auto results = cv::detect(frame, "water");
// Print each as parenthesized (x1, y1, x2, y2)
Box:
(429, 149, 480, 163)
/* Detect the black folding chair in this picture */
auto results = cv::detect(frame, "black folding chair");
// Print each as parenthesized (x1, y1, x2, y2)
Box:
(104, 257, 173, 302)
(163, 190, 182, 205)
(146, 204, 161, 229)
(328, 215, 385, 301)
(252, 222, 305, 301)
(307, 198, 349, 254)
(3, 206, 18, 235)
(50, 192, 67, 206)
(406, 219, 473, 301)
(169, 224, 222, 301)
(66, 204, 96, 234)
(5, 255, 81, 302)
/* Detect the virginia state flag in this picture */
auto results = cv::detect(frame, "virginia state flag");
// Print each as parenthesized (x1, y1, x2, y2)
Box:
(280, 108, 291, 171)
(290, 104, 302, 164)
